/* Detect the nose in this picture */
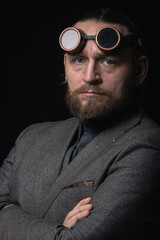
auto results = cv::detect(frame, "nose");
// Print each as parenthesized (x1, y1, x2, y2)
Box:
(83, 60, 101, 85)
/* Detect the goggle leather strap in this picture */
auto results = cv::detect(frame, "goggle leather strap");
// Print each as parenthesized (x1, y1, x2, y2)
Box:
(124, 35, 143, 47)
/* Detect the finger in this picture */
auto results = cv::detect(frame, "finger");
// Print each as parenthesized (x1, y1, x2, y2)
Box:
(63, 197, 93, 228)
(76, 197, 92, 207)
(2, 204, 14, 210)
(65, 210, 91, 229)
(67, 203, 93, 220)
(67, 197, 92, 219)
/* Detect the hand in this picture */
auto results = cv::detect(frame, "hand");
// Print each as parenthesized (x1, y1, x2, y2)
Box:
(63, 197, 93, 229)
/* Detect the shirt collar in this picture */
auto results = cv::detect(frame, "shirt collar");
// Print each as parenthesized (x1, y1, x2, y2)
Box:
(78, 120, 107, 141)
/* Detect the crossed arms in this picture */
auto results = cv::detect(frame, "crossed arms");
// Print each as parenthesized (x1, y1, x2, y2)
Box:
(0, 130, 160, 239)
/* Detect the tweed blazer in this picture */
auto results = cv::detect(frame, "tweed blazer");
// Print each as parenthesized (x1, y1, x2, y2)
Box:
(0, 104, 160, 239)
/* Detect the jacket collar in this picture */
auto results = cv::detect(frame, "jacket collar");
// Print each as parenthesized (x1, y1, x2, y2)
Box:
(78, 101, 144, 139)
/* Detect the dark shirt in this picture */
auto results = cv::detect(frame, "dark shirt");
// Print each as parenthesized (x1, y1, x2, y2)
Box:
(71, 120, 107, 160)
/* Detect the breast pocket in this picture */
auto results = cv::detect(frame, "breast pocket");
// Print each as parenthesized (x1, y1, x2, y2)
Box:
(44, 180, 94, 224)
(65, 180, 94, 210)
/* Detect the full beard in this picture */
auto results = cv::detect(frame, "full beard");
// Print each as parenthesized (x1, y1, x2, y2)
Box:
(65, 84, 134, 123)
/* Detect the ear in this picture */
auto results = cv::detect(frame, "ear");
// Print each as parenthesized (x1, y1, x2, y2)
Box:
(64, 53, 67, 66)
(63, 54, 68, 83)
(135, 55, 149, 86)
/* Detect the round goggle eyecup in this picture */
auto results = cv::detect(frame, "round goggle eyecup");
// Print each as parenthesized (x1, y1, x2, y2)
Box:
(59, 27, 85, 54)
(96, 26, 121, 52)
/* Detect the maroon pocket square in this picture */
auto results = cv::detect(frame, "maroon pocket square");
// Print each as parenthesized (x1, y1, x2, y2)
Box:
(64, 180, 94, 189)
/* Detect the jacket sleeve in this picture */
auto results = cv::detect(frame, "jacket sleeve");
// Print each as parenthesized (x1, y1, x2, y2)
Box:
(0, 130, 160, 239)
(0, 146, 77, 240)
(0, 147, 15, 208)
(69, 144, 160, 240)
(0, 129, 73, 240)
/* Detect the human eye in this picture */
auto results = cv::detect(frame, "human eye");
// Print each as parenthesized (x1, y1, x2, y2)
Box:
(73, 57, 85, 64)
(103, 58, 114, 66)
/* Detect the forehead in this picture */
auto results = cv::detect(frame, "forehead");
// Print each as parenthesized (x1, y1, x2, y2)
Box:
(74, 20, 128, 36)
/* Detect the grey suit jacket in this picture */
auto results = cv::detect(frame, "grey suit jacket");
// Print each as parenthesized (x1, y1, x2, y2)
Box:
(0, 104, 160, 239)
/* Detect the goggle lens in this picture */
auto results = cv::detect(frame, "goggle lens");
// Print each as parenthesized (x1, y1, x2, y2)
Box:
(96, 27, 120, 50)
(60, 27, 81, 52)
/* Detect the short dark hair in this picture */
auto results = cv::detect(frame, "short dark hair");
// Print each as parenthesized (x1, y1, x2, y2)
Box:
(75, 8, 147, 56)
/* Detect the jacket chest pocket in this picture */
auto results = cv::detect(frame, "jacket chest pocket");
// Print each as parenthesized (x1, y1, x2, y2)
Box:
(65, 183, 94, 210)
(44, 183, 94, 224)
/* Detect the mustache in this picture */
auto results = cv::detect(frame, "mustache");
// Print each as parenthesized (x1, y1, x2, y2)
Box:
(70, 85, 110, 96)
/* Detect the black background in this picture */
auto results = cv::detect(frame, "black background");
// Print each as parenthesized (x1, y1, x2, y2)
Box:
(1, 2, 160, 164)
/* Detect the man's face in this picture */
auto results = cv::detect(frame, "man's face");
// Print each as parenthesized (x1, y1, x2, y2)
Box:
(64, 20, 142, 122)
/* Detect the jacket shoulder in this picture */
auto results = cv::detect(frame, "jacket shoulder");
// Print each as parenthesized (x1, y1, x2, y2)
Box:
(16, 117, 78, 143)
(123, 114, 160, 150)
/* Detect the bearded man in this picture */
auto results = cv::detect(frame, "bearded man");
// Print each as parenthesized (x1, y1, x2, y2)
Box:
(0, 8, 160, 240)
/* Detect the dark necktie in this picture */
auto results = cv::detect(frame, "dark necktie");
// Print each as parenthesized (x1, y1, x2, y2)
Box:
(71, 124, 93, 160)
(70, 121, 106, 161)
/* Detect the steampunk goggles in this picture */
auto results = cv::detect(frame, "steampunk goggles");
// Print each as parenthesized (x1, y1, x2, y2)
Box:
(59, 26, 143, 54)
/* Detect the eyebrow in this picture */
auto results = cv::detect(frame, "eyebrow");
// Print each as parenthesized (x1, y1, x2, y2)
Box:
(67, 50, 121, 60)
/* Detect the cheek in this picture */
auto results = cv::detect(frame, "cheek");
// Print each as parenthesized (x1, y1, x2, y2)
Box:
(102, 65, 136, 96)
(120, 65, 136, 90)
(66, 70, 83, 92)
